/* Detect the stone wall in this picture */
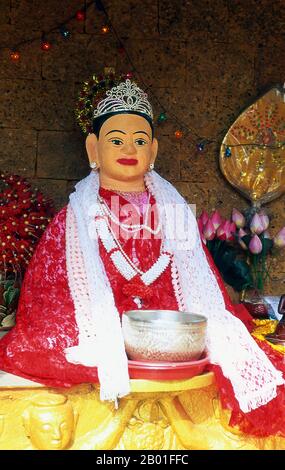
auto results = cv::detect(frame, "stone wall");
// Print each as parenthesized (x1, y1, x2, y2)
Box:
(0, 0, 284, 294)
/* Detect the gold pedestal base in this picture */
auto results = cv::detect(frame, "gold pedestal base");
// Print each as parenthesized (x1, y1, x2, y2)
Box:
(0, 371, 284, 450)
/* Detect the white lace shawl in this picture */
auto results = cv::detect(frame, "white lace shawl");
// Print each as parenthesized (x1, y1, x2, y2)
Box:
(65, 170, 284, 411)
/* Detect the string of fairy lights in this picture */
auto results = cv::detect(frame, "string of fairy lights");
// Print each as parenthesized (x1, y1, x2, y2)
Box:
(4, 0, 285, 156)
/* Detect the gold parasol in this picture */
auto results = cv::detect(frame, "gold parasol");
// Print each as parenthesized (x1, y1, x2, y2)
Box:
(219, 85, 285, 206)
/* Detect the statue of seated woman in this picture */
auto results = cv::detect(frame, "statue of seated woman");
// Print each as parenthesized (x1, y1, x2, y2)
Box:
(0, 75, 284, 439)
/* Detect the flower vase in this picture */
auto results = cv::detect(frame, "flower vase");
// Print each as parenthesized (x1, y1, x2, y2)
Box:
(241, 289, 269, 319)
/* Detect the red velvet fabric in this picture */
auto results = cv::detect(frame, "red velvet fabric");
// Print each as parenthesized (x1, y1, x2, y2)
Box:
(0, 188, 284, 436)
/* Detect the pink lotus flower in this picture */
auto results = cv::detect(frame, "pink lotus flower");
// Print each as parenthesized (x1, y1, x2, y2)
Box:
(238, 228, 248, 250)
(229, 222, 236, 241)
(203, 219, 216, 241)
(274, 227, 285, 248)
(200, 210, 209, 226)
(210, 210, 223, 230)
(239, 228, 247, 237)
(217, 220, 235, 241)
(216, 220, 227, 240)
(232, 208, 245, 228)
(250, 213, 264, 235)
(249, 234, 263, 254)
(259, 212, 269, 231)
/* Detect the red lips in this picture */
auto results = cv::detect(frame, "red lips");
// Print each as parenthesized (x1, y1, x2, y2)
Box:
(117, 158, 138, 165)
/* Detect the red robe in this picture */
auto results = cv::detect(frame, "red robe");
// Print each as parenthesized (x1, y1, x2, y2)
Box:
(0, 188, 284, 437)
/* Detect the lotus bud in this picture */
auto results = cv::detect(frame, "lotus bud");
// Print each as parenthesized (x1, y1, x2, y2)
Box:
(249, 234, 263, 254)
(216, 221, 227, 241)
(239, 228, 247, 237)
(238, 228, 248, 250)
(232, 208, 245, 228)
(197, 218, 204, 236)
(274, 227, 285, 248)
(259, 212, 269, 231)
(224, 220, 236, 241)
(203, 219, 216, 241)
(210, 210, 223, 230)
(200, 210, 209, 226)
(250, 213, 264, 235)
(229, 222, 237, 239)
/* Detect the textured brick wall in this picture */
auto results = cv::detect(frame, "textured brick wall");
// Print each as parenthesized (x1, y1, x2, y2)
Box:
(0, 0, 284, 294)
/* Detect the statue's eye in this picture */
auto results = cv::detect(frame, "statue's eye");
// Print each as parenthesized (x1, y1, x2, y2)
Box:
(135, 139, 147, 146)
(110, 139, 123, 145)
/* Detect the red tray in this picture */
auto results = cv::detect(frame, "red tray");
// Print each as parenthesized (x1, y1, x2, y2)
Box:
(128, 353, 209, 380)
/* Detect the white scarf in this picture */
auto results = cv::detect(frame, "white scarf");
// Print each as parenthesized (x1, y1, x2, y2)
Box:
(65, 170, 284, 412)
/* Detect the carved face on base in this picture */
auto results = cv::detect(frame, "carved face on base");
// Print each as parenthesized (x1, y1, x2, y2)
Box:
(23, 394, 77, 450)
(86, 113, 158, 190)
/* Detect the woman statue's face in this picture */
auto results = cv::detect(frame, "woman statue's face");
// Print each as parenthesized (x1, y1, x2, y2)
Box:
(87, 113, 158, 184)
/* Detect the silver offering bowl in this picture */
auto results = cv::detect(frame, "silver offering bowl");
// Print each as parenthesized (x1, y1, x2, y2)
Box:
(122, 310, 207, 362)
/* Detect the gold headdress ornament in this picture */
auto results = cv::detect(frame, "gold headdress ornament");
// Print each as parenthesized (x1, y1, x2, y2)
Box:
(75, 72, 153, 135)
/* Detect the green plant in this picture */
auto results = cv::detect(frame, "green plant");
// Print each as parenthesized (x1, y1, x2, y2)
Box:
(0, 277, 20, 327)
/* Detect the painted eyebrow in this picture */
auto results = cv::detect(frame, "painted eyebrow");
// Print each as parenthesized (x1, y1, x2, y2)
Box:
(105, 130, 150, 138)
(133, 131, 150, 138)
(105, 130, 126, 136)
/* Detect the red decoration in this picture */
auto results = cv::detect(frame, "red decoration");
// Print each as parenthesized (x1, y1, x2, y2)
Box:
(76, 10, 86, 21)
(101, 24, 110, 34)
(10, 51, 20, 61)
(0, 173, 55, 275)
(41, 40, 52, 51)
(175, 130, 183, 139)
(125, 72, 133, 79)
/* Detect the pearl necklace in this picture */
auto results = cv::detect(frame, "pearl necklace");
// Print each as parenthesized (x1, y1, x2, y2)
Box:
(95, 200, 172, 287)
(98, 194, 161, 235)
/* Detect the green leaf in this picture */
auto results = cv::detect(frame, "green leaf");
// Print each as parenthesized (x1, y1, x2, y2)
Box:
(3, 286, 20, 307)
(7, 287, 20, 306)
(210, 245, 253, 292)
(222, 259, 253, 292)
(4, 280, 15, 289)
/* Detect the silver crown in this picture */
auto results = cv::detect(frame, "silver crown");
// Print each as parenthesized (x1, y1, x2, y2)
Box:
(93, 79, 153, 121)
